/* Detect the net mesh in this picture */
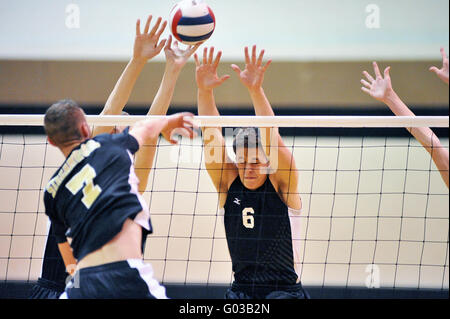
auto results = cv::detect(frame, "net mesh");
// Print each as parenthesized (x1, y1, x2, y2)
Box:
(0, 116, 448, 293)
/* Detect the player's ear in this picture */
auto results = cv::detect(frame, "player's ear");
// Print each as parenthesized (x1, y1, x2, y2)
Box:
(47, 136, 58, 147)
(80, 121, 92, 140)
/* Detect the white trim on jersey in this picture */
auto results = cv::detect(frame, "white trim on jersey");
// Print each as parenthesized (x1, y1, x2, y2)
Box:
(38, 218, 52, 278)
(288, 207, 303, 215)
(126, 150, 151, 231)
(127, 259, 168, 299)
(288, 207, 303, 282)
(218, 207, 225, 225)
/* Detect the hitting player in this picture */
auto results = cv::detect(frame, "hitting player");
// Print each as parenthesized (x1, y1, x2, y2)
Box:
(29, 15, 199, 298)
(43, 100, 195, 298)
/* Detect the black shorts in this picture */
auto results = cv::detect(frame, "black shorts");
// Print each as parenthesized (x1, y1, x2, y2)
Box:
(225, 282, 310, 299)
(28, 278, 66, 299)
(60, 259, 167, 299)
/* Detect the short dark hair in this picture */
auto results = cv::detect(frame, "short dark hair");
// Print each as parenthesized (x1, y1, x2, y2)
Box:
(44, 99, 86, 146)
(232, 127, 263, 154)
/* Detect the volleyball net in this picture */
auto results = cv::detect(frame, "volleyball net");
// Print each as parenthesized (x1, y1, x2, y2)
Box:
(0, 115, 448, 296)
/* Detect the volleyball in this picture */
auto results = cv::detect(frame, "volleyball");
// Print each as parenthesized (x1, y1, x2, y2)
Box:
(169, 0, 216, 45)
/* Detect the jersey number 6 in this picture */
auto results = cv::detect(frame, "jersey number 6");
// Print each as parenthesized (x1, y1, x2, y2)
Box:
(65, 164, 102, 209)
(242, 207, 255, 229)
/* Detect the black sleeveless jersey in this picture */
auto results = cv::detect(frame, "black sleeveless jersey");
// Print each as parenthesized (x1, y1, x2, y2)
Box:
(223, 177, 299, 285)
(43, 128, 151, 261)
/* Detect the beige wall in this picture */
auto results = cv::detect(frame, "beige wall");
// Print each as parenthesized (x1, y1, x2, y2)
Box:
(0, 60, 448, 109)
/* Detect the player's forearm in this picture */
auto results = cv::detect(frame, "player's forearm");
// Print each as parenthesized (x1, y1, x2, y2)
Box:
(130, 118, 168, 148)
(248, 89, 300, 196)
(148, 66, 181, 116)
(418, 134, 449, 188)
(92, 58, 147, 136)
(433, 148, 449, 188)
(103, 58, 147, 115)
(248, 87, 275, 117)
(384, 91, 449, 187)
(135, 65, 180, 194)
(134, 143, 158, 194)
(57, 242, 77, 275)
(198, 88, 220, 116)
(382, 90, 414, 117)
(384, 91, 440, 151)
(130, 122, 162, 194)
(410, 131, 449, 188)
(198, 88, 224, 147)
(248, 87, 281, 159)
(197, 88, 230, 169)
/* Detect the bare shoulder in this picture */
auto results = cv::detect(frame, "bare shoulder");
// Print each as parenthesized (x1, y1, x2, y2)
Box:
(218, 163, 239, 208)
(269, 174, 302, 211)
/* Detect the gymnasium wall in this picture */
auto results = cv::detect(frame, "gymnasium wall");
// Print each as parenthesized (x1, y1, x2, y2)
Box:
(0, 60, 448, 111)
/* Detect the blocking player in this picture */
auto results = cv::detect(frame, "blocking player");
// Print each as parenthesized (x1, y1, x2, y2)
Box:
(43, 100, 195, 298)
(361, 52, 449, 188)
(29, 15, 199, 298)
(91, 18, 200, 193)
(194, 46, 309, 299)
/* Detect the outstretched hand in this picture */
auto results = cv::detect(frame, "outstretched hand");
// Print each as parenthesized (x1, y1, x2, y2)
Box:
(231, 45, 272, 91)
(133, 15, 167, 63)
(361, 62, 394, 103)
(429, 47, 449, 85)
(164, 35, 201, 72)
(161, 112, 198, 145)
(194, 47, 230, 90)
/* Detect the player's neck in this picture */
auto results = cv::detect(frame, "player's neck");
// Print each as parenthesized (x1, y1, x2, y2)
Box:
(59, 139, 86, 158)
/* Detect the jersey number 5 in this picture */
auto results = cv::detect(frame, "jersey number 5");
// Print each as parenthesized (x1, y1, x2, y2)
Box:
(66, 164, 102, 209)
(242, 207, 255, 229)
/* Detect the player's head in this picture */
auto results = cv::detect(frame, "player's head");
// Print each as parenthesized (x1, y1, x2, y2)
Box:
(44, 99, 91, 150)
(233, 127, 270, 190)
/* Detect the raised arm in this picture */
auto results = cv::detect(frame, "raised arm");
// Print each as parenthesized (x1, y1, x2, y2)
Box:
(231, 45, 302, 210)
(194, 47, 236, 207)
(51, 16, 167, 273)
(57, 242, 77, 276)
(92, 15, 167, 137)
(231, 46, 274, 152)
(146, 36, 200, 116)
(134, 37, 200, 193)
(361, 62, 449, 188)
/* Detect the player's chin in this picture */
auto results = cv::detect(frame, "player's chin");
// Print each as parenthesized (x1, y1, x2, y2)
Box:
(243, 176, 265, 190)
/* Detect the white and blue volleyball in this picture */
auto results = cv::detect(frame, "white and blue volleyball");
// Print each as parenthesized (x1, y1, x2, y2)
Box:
(170, 0, 216, 45)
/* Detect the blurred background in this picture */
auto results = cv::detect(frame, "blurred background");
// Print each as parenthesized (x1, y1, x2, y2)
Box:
(0, 0, 448, 113)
